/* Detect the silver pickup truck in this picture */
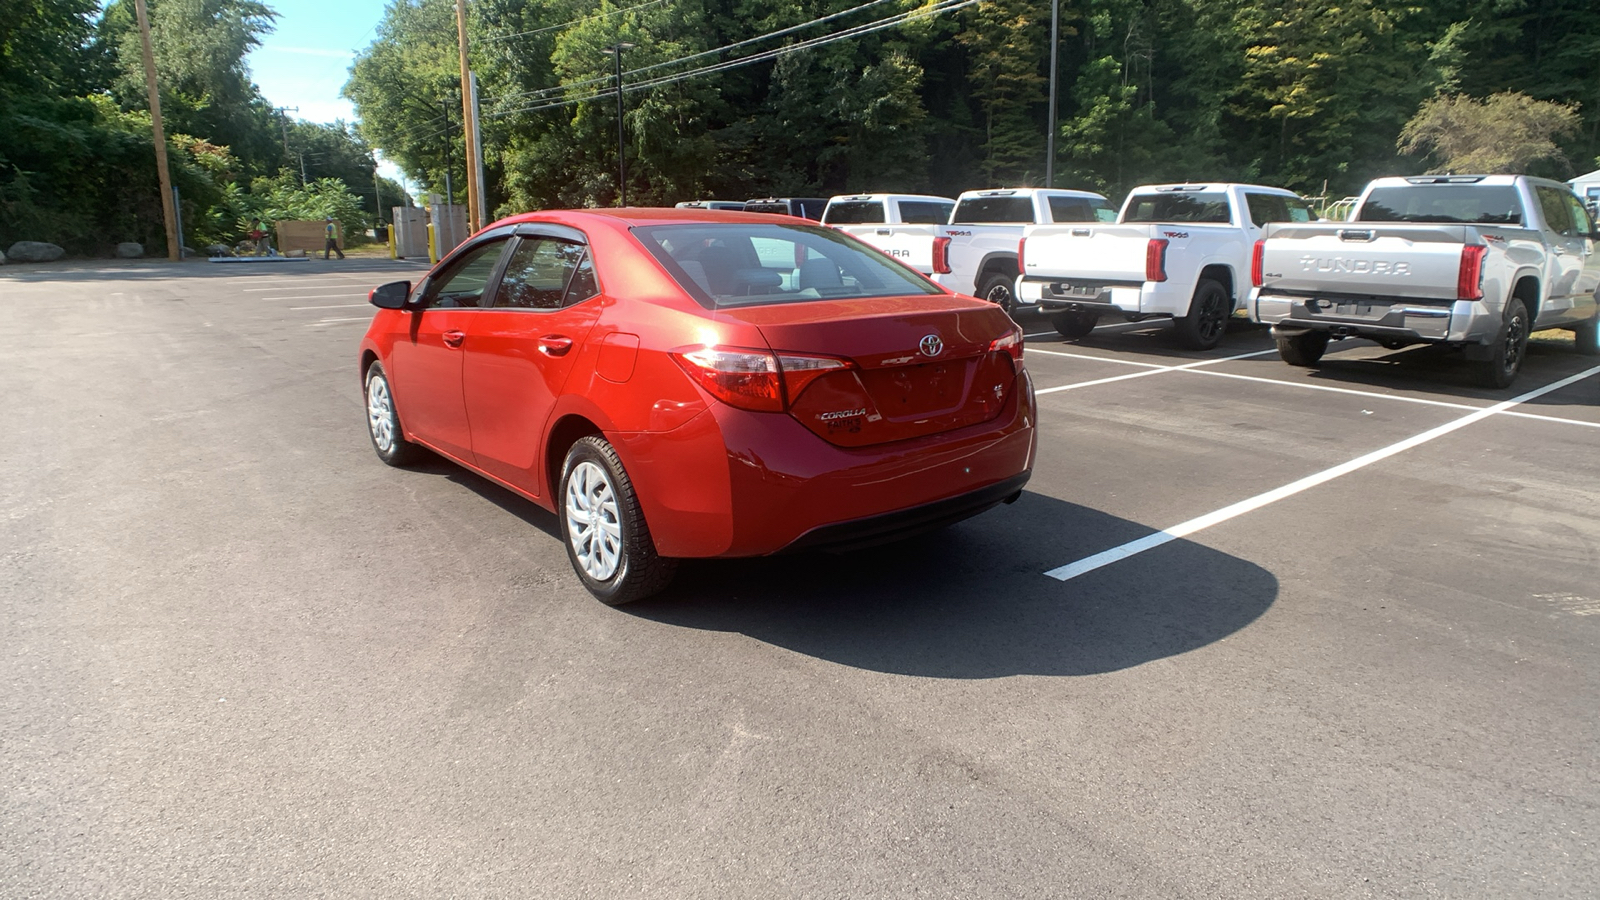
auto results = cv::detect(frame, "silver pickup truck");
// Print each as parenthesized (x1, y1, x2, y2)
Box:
(1249, 175, 1600, 387)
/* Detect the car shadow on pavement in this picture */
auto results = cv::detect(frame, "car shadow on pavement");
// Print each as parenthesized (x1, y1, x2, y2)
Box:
(626, 490, 1277, 679)
(1303, 339, 1599, 402)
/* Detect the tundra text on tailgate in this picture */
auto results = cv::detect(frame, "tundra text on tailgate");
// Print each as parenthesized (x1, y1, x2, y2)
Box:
(1248, 175, 1600, 387)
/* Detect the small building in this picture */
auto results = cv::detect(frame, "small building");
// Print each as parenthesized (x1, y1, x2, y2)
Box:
(1569, 169, 1600, 217)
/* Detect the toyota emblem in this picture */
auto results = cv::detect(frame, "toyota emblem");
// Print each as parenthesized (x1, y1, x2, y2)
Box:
(919, 334, 944, 357)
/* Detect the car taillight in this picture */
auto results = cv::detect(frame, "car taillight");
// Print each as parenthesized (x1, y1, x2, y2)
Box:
(1251, 239, 1266, 287)
(1017, 238, 1027, 275)
(670, 347, 783, 412)
(1458, 245, 1487, 300)
(932, 236, 952, 274)
(989, 327, 1025, 364)
(1146, 238, 1169, 283)
(670, 346, 852, 411)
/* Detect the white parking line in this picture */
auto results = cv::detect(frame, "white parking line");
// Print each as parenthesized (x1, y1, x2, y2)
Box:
(303, 317, 372, 326)
(1043, 364, 1600, 582)
(1184, 366, 1600, 430)
(1034, 350, 1277, 394)
(1026, 347, 1171, 369)
(243, 288, 367, 294)
(1023, 320, 1165, 341)
(289, 303, 372, 310)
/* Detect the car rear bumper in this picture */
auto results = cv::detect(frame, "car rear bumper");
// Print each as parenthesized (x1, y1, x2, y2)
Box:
(616, 369, 1037, 558)
(1250, 290, 1495, 344)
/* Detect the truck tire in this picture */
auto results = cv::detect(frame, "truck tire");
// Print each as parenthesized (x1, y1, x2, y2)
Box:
(1474, 298, 1530, 389)
(1051, 311, 1098, 339)
(1173, 279, 1230, 350)
(977, 271, 1018, 314)
(1276, 330, 1330, 367)
(1573, 314, 1599, 356)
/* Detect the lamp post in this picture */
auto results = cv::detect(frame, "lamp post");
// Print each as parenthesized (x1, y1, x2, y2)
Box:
(601, 41, 636, 207)
(1045, 0, 1059, 187)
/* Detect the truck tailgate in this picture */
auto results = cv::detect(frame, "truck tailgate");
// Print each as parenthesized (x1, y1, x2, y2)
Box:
(1258, 224, 1473, 301)
(837, 224, 939, 273)
(1021, 224, 1153, 281)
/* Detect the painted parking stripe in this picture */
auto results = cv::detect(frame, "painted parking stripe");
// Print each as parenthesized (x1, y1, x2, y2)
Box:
(1026, 347, 1172, 369)
(303, 317, 372, 326)
(289, 303, 372, 310)
(1184, 366, 1600, 430)
(1034, 349, 1277, 395)
(1044, 364, 1600, 582)
(1023, 320, 1167, 341)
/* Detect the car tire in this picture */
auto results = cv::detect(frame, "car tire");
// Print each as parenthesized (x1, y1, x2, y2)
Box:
(978, 271, 1018, 314)
(1276, 330, 1330, 367)
(559, 436, 677, 605)
(1474, 298, 1530, 389)
(1174, 279, 1231, 350)
(1573, 313, 1599, 356)
(1050, 311, 1098, 340)
(365, 362, 422, 467)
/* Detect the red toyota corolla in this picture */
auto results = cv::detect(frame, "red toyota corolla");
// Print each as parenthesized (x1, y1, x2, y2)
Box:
(358, 209, 1035, 603)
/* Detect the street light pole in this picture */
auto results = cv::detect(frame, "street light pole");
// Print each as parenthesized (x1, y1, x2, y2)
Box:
(1045, 0, 1059, 187)
(601, 42, 636, 207)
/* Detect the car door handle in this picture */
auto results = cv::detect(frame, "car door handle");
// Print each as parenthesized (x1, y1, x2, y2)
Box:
(442, 330, 465, 348)
(876, 229, 892, 235)
(538, 335, 574, 356)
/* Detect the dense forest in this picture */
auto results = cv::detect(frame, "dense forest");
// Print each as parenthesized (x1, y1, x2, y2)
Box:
(3, 0, 1597, 253)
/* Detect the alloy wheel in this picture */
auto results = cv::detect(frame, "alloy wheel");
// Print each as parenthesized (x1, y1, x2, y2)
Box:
(367, 375, 395, 453)
(565, 460, 623, 581)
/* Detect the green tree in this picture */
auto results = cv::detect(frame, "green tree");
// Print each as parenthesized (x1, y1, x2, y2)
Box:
(1398, 91, 1583, 174)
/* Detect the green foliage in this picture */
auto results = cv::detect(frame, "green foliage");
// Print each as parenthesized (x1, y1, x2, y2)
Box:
(244, 171, 370, 231)
(1398, 92, 1583, 175)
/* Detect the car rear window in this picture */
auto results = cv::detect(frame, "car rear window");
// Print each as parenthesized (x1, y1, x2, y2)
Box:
(632, 222, 943, 308)
(951, 196, 1034, 224)
(1122, 192, 1231, 223)
(897, 200, 954, 224)
(1356, 185, 1523, 225)
(823, 201, 885, 225)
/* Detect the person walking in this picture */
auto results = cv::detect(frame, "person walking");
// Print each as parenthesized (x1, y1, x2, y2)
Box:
(323, 216, 345, 260)
(247, 218, 273, 256)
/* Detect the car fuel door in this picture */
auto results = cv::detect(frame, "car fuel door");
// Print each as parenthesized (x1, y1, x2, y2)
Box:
(462, 228, 604, 498)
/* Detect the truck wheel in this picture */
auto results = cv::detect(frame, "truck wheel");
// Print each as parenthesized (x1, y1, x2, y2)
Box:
(1174, 279, 1230, 350)
(1573, 314, 1599, 356)
(1474, 299, 1530, 389)
(1051, 311, 1098, 339)
(978, 272, 1018, 314)
(1276, 330, 1330, 367)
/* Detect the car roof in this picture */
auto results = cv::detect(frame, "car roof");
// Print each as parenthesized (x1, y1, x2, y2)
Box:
(1128, 183, 1302, 196)
(485, 208, 819, 230)
(954, 188, 1107, 200)
(827, 193, 955, 203)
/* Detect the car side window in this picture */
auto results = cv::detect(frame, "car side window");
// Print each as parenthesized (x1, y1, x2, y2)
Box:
(424, 238, 508, 308)
(1535, 186, 1575, 236)
(564, 251, 599, 305)
(494, 236, 589, 310)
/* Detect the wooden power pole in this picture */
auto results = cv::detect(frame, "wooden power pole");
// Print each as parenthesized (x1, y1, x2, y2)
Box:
(134, 0, 181, 261)
(455, 0, 480, 233)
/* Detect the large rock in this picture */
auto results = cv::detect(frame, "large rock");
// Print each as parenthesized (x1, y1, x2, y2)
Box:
(0, 248, 6, 265)
(6, 241, 65, 263)
(115, 242, 143, 259)
(205, 243, 233, 258)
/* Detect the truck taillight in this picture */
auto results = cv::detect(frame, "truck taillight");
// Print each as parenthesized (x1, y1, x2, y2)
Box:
(1457, 245, 1487, 300)
(932, 236, 952, 275)
(1146, 238, 1169, 283)
(1251, 239, 1266, 287)
(1017, 238, 1027, 275)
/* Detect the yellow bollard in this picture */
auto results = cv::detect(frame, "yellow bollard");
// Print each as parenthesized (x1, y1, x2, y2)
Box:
(427, 223, 438, 264)
(388, 225, 397, 260)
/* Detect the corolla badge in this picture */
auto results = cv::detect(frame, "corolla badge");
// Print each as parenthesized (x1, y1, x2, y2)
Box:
(919, 334, 944, 357)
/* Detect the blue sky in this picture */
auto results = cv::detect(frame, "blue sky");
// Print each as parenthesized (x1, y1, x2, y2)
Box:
(245, 1, 406, 184)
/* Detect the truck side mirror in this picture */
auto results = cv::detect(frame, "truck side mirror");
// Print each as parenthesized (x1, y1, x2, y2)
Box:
(368, 280, 412, 309)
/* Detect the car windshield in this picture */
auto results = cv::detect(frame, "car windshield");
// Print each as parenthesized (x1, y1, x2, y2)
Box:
(632, 222, 944, 308)
(1356, 185, 1524, 224)
(1122, 192, 1231, 223)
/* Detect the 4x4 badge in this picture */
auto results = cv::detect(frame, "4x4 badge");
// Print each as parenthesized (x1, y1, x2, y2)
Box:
(919, 334, 944, 357)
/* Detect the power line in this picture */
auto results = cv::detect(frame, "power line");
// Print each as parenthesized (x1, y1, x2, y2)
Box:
(486, 0, 900, 106)
(482, 0, 670, 45)
(489, 0, 976, 120)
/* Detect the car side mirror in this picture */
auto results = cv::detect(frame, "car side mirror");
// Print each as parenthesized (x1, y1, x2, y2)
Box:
(369, 280, 412, 309)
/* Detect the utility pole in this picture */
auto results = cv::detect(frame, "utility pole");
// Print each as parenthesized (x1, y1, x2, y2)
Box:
(601, 42, 636, 207)
(298, 151, 308, 186)
(274, 106, 298, 157)
(1045, 0, 1060, 187)
(133, 0, 180, 261)
(470, 72, 487, 227)
(455, 0, 480, 232)
(373, 156, 384, 227)
(440, 99, 455, 253)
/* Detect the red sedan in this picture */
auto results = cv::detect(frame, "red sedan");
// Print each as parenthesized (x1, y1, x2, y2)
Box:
(359, 209, 1035, 603)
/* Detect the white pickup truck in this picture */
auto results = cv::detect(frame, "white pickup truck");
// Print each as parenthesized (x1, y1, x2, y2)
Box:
(1249, 174, 1600, 387)
(821, 193, 955, 274)
(931, 188, 1116, 312)
(1017, 183, 1315, 349)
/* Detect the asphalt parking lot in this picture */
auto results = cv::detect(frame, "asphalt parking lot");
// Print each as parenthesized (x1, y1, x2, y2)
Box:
(4, 258, 1597, 899)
